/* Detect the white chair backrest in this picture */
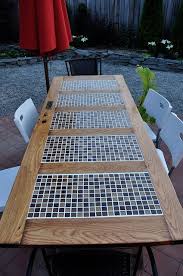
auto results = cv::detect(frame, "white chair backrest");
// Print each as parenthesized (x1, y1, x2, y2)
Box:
(143, 89, 172, 129)
(14, 98, 38, 143)
(160, 112, 183, 168)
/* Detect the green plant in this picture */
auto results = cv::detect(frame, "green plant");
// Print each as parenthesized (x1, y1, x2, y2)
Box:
(0, 49, 33, 58)
(88, 19, 120, 47)
(74, 3, 91, 36)
(139, 0, 163, 48)
(172, 1, 183, 56)
(160, 39, 174, 58)
(147, 41, 158, 57)
(71, 35, 88, 48)
(136, 66, 156, 123)
(119, 25, 137, 49)
(147, 39, 175, 58)
(138, 105, 156, 124)
(66, 1, 73, 31)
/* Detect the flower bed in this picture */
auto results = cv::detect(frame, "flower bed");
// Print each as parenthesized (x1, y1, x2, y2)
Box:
(0, 47, 183, 73)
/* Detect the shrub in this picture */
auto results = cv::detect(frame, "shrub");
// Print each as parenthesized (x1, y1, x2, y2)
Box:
(74, 3, 92, 36)
(172, 1, 183, 56)
(66, 1, 73, 32)
(71, 35, 88, 48)
(86, 19, 119, 47)
(119, 26, 137, 49)
(0, 49, 33, 58)
(136, 66, 156, 124)
(160, 39, 174, 58)
(147, 39, 174, 58)
(147, 41, 158, 57)
(139, 0, 163, 48)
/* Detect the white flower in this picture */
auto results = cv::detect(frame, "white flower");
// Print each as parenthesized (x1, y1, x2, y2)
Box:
(166, 40, 171, 44)
(80, 36, 88, 43)
(166, 44, 174, 50)
(161, 39, 167, 44)
(148, 41, 156, 46)
(72, 35, 77, 39)
(161, 39, 172, 45)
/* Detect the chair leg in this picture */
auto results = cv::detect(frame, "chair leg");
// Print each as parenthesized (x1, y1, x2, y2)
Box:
(41, 249, 54, 276)
(133, 246, 158, 276)
(26, 248, 37, 276)
(26, 248, 53, 276)
(99, 58, 102, 75)
(155, 130, 161, 148)
(133, 246, 142, 276)
(146, 246, 158, 276)
(168, 167, 175, 177)
(65, 61, 70, 76)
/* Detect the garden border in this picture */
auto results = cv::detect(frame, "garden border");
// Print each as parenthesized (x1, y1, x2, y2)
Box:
(1, 48, 183, 73)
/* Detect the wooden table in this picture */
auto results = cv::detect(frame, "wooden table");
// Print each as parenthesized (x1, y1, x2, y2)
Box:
(0, 75, 183, 246)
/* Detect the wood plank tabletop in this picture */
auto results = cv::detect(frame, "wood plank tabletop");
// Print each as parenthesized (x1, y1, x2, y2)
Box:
(0, 75, 183, 246)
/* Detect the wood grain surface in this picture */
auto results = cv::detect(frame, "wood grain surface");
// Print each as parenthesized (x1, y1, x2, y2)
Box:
(115, 75, 183, 241)
(22, 217, 171, 245)
(49, 128, 133, 136)
(56, 105, 125, 112)
(39, 161, 146, 174)
(1, 75, 183, 246)
(0, 77, 62, 244)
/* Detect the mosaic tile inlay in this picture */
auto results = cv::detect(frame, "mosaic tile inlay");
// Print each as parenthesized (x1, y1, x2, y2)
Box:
(51, 111, 131, 129)
(56, 93, 123, 107)
(42, 135, 144, 163)
(61, 80, 119, 91)
(27, 172, 163, 219)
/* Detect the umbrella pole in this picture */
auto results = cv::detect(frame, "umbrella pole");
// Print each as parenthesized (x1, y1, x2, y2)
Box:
(43, 56, 50, 93)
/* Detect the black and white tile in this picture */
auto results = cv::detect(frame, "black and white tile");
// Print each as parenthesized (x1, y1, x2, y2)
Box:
(27, 172, 163, 219)
(61, 80, 119, 91)
(56, 93, 123, 107)
(51, 111, 131, 129)
(42, 135, 144, 163)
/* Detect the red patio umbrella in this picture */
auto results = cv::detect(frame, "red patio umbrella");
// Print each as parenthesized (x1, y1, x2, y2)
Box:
(19, 0, 72, 92)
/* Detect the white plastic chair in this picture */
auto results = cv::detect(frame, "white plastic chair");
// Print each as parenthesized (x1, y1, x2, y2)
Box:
(143, 89, 172, 146)
(156, 112, 183, 176)
(0, 166, 20, 213)
(14, 98, 38, 143)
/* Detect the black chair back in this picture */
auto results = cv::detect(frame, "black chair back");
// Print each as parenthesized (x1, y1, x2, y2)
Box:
(65, 58, 102, 76)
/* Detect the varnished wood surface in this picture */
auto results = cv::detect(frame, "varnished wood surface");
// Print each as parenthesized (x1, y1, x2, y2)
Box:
(0, 77, 62, 244)
(39, 161, 146, 174)
(22, 217, 171, 245)
(115, 75, 183, 241)
(60, 75, 115, 81)
(56, 105, 125, 112)
(49, 128, 133, 136)
(1, 75, 183, 246)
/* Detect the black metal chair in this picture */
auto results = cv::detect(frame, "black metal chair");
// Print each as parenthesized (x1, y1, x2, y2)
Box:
(133, 246, 158, 276)
(65, 57, 102, 76)
(26, 246, 158, 276)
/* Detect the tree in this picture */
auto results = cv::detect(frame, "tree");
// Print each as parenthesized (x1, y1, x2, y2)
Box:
(139, 0, 163, 48)
(74, 3, 91, 36)
(172, 1, 183, 55)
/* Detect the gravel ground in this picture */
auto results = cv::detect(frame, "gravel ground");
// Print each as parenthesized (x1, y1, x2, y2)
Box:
(0, 60, 183, 118)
